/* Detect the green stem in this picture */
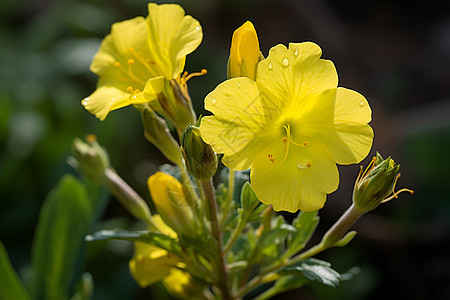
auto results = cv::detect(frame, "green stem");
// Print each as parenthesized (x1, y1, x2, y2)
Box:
(102, 168, 156, 229)
(236, 203, 365, 298)
(221, 169, 235, 227)
(201, 179, 232, 300)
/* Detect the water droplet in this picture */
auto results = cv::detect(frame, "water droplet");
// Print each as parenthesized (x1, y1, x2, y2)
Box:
(237, 83, 241, 89)
(132, 95, 137, 99)
(82, 98, 89, 106)
(196, 26, 200, 31)
(211, 98, 217, 105)
(282, 57, 290, 67)
(359, 101, 364, 107)
(294, 48, 299, 57)
(297, 160, 312, 169)
(268, 62, 273, 70)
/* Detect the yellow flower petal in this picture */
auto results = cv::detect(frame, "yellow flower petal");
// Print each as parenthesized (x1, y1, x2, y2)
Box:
(251, 139, 338, 212)
(199, 78, 275, 170)
(147, 3, 202, 79)
(90, 16, 153, 83)
(82, 86, 147, 120)
(256, 42, 338, 111)
(317, 88, 374, 164)
(129, 241, 178, 288)
(142, 76, 165, 101)
(148, 172, 196, 236)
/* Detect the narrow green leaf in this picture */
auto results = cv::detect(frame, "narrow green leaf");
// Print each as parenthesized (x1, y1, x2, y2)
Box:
(31, 175, 93, 300)
(86, 229, 183, 256)
(0, 241, 30, 300)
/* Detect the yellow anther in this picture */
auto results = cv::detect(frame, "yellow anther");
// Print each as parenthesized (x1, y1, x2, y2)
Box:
(129, 47, 136, 53)
(127, 86, 134, 93)
(114, 61, 121, 67)
(86, 134, 97, 143)
(127, 59, 135, 65)
(184, 69, 208, 82)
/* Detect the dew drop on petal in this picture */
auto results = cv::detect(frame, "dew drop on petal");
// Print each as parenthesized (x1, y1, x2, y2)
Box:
(294, 48, 299, 57)
(237, 83, 241, 89)
(282, 57, 290, 67)
(268, 62, 273, 70)
(196, 26, 200, 31)
(211, 98, 217, 106)
(82, 98, 89, 106)
(297, 160, 312, 169)
(359, 101, 364, 107)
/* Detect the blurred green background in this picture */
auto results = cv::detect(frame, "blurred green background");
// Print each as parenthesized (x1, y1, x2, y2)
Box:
(1, 0, 449, 299)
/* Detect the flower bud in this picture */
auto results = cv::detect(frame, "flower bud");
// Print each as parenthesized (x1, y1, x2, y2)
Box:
(141, 107, 183, 166)
(71, 135, 110, 183)
(227, 21, 261, 80)
(148, 172, 197, 237)
(353, 152, 414, 212)
(181, 124, 217, 180)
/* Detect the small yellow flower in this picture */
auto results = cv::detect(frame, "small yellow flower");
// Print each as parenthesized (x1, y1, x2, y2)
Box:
(148, 172, 196, 237)
(228, 21, 260, 80)
(200, 42, 374, 212)
(82, 3, 202, 120)
(129, 215, 179, 287)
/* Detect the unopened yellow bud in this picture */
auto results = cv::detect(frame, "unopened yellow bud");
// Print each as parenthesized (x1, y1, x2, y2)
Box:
(228, 21, 261, 80)
(147, 172, 197, 237)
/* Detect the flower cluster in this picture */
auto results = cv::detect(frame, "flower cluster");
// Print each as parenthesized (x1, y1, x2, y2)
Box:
(75, 3, 413, 299)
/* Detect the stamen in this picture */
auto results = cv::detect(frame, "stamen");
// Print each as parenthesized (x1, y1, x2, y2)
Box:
(128, 48, 158, 76)
(114, 59, 146, 87)
(380, 174, 414, 203)
(268, 124, 309, 165)
(185, 69, 208, 81)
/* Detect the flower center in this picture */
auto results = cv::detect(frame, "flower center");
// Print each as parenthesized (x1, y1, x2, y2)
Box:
(113, 48, 161, 92)
(268, 125, 310, 168)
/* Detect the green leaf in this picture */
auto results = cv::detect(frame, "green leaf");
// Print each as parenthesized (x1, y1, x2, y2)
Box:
(286, 211, 319, 256)
(86, 229, 183, 256)
(0, 240, 30, 300)
(281, 258, 341, 288)
(240, 182, 260, 214)
(255, 274, 309, 300)
(31, 174, 93, 300)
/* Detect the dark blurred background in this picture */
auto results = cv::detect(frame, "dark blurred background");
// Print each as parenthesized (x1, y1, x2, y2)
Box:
(1, 0, 449, 299)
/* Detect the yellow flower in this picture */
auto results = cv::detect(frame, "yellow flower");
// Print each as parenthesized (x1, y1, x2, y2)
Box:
(82, 3, 202, 120)
(200, 42, 373, 212)
(129, 215, 180, 287)
(148, 172, 196, 237)
(228, 21, 260, 80)
(162, 269, 203, 299)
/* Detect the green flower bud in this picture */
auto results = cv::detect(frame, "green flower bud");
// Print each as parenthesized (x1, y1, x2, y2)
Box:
(181, 123, 217, 180)
(353, 152, 414, 212)
(141, 107, 183, 166)
(71, 135, 110, 183)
